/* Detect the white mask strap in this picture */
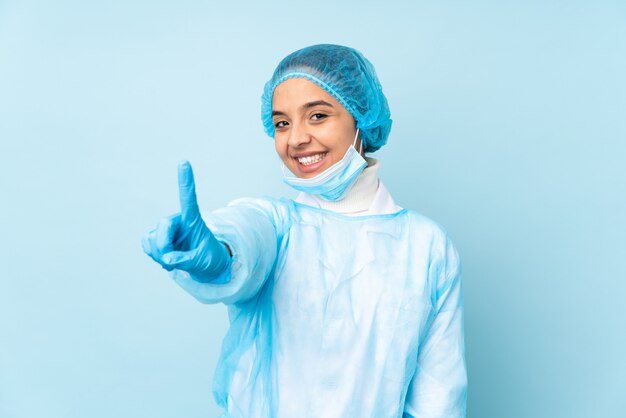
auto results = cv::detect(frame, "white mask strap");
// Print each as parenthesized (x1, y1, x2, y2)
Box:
(353, 128, 362, 154)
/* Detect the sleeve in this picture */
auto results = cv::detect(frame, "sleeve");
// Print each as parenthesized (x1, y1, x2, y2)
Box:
(403, 234, 467, 418)
(169, 197, 291, 306)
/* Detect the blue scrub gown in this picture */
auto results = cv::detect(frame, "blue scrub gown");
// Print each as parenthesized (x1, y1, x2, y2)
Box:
(171, 196, 467, 418)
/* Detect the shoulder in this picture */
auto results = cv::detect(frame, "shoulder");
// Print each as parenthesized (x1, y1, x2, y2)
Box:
(225, 195, 295, 215)
(217, 196, 297, 234)
(404, 209, 461, 267)
(404, 209, 452, 241)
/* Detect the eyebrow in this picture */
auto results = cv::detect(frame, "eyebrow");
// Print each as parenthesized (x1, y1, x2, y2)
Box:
(302, 100, 334, 110)
(272, 100, 334, 117)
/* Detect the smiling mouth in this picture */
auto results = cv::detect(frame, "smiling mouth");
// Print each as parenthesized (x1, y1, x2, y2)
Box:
(295, 152, 328, 166)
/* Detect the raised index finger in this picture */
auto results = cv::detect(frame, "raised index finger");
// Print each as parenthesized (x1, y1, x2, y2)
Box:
(177, 160, 200, 222)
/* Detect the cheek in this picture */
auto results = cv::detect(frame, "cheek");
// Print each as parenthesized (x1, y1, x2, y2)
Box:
(328, 129, 355, 154)
(317, 120, 355, 150)
(274, 136, 288, 161)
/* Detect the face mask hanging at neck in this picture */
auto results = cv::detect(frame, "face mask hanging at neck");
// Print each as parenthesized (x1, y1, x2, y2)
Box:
(281, 128, 367, 201)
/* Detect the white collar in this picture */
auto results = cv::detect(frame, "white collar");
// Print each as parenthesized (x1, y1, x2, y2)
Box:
(294, 158, 403, 216)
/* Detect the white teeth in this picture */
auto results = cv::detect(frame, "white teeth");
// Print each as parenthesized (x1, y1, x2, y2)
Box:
(297, 153, 325, 165)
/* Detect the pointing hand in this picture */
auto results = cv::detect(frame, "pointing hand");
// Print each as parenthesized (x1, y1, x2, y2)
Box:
(142, 161, 230, 281)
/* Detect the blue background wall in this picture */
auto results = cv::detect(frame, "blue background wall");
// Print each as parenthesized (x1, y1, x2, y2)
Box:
(1, 1, 624, 417)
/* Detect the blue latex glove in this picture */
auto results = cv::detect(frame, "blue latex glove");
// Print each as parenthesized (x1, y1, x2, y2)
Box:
(142, 161, 231, 282)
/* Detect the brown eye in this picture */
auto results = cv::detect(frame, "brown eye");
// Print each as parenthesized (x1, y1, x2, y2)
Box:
(311, 113, 327, 121)
(275, 120, 289, 129)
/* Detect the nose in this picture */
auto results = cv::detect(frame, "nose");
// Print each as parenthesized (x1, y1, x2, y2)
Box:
(287, 122, 311, 148)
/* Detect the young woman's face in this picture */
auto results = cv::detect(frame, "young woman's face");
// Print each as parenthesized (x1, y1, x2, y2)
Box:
(272, 78, 360, 179)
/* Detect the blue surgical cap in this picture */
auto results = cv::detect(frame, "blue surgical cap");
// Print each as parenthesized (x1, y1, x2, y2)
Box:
(261, 44, 392, 153)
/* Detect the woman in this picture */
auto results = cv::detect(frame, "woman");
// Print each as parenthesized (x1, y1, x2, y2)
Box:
(142, 44, 467, 418)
